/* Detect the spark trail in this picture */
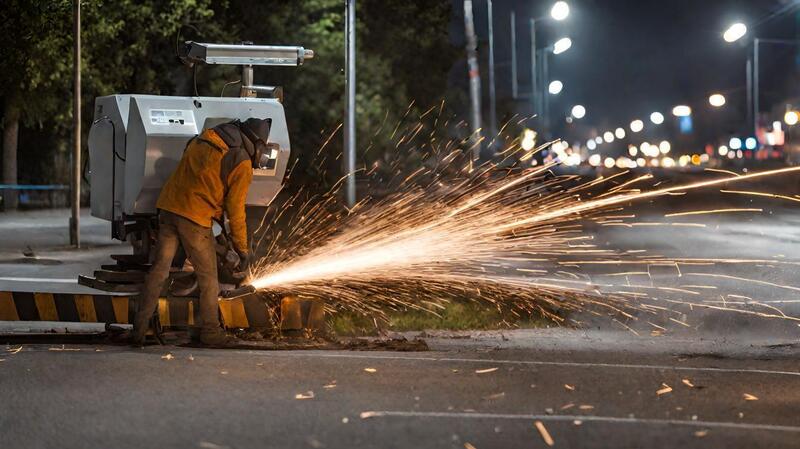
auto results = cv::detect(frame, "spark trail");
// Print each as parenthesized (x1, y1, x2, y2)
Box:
(248, 160, 800, 323)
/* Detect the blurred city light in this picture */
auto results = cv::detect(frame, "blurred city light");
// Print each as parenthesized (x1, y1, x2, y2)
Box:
(551, 1, 570, 21)
(587, 139, 597, 150)
(588, 154, 601, 166)
(628, 145, 638, 157)
(659, 140, 671, 154)
(730, 137, 742, 149)
(603, 131, 615, 143)
(553, 37, 573, 55)
(661, 156, 676, 168)
(521, 129, 537, 151)
(615, 127, 626, 139)
(630, 119, 644, 133)
(603, 157, 615, 168)
(718, 145, 729, 156)
(595, 136, 604, 144)
(650, 112, 665, 125)
(784, 110, 799, 126)
(745, 137, 757, 150)
(636, 157, 646, 167)
(709, 93, 726, 107)
(672, 105, 692, 117)
(548, 80, 564, 95)
(571, 104, 586, 119)
(723, 22, 747, 43)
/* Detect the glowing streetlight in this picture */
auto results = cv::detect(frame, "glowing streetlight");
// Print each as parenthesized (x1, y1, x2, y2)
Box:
(709, 93, 726, 107)
(718, 145, 729, 156)
(723, 22, 747, 43)
(548, 80, 563, 95)
(729, 137, 742, 150)
(745, 137, 757, 150)
(650, 112, 665, 125)
(630, 119, 644, 133)
(594, 136, 603, 144)
(603, 131, 615, 143)
(553, 37, 572, 55)
(587, 139, 597, 150)
(659, 140, 671, 154)
(614, 127, 626, 139)
(551, 1, 570, 21)
(672, 105, 692, 117)
(571, 104, 586, 119)
(784, 110, 799, 126)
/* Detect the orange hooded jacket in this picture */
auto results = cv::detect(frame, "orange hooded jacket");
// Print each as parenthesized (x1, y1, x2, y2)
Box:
(156, 128, 253, 254)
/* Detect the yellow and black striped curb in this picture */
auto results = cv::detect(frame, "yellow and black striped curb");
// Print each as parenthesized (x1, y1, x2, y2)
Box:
(0, 292, 275, 330)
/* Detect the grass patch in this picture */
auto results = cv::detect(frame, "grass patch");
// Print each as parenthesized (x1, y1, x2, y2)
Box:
(328, 301, 551, 336)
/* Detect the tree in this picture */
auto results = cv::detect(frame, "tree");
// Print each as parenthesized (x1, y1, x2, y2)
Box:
(0, 0, 225, 208)
(0, 0, 73, 208)
(0, 0, 459, 208)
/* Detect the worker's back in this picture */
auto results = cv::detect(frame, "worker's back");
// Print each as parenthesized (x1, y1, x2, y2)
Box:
(156, 129, 230, 228)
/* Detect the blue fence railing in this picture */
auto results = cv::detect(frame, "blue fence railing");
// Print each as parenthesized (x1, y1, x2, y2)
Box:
(1, 185, 71, 209)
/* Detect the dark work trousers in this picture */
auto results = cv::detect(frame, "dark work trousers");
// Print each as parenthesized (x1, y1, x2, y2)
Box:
(134, 210, 220, 336)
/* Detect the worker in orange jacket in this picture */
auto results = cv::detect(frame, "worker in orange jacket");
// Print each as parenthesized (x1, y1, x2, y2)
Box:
(132, 118, 271, 346)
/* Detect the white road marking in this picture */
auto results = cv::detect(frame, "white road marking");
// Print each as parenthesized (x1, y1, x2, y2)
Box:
(0, 277, 76, 283)
(360, 411, 800, 433)
(263, 352, 800, 377)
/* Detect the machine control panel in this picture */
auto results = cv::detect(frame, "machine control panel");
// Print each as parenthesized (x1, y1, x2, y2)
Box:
(149, 109, 196, 126)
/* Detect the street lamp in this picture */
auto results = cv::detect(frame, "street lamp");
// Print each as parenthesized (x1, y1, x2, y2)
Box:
(785, 110, 799, 126)
(723, 22, 747, 43)
(709, 93, 726, 107)
(630, 119, 644, 133)
(553, 37, 572, 55)
(548, 80, 563, 95)
(672, 105, 692, 117)
(650, 112, 665, 125)
(571, 104, 586, 119)
(551, 1, 570, 21)
(603, 131, 615, 143)
(510, 1, 570, 136)
(615, 127, 626, 139)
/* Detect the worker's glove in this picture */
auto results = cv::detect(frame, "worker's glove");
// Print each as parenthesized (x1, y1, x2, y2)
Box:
(236, 250, 252, 273)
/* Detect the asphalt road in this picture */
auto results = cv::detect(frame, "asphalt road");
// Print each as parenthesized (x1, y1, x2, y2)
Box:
(1, 330, 799, 449)
(1, 195, 800, 448)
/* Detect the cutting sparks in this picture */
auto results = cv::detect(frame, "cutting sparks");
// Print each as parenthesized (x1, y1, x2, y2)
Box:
(242, 106, 800, 325)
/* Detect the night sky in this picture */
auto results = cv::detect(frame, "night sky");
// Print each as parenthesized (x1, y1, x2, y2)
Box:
(459, 0, 800, 152)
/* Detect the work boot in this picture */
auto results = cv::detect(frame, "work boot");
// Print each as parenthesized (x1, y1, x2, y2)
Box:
(199, 328, 239, 347)
(130, 313, 150, 347)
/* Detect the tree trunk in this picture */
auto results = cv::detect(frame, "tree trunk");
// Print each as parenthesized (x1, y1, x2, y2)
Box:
(2, 96, 20, 210)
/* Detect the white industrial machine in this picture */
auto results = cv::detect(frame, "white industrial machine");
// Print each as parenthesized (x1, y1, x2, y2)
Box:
(80, 42, 314, 292)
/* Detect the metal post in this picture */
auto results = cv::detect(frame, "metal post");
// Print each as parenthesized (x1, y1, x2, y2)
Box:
(464, 0, 482, 161)
(344, 0, 356, 207)
(510, 11, 518, 99)
(530, 18, 537, 117)
(754, 38, 760, 137)
(487, 0, 497, 143)
(542, 48, 550, 135)
(746, 56, 753, 133)
(70, 0, 81, 247)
